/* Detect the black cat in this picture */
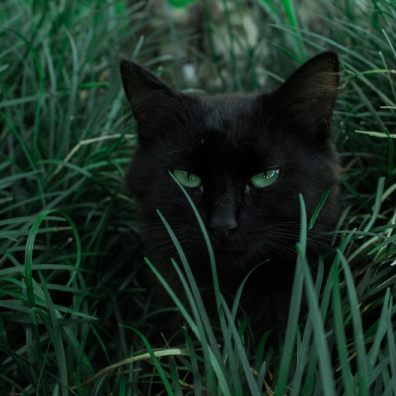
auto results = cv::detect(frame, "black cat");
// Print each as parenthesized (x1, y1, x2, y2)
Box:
(120, 52, 340, 341)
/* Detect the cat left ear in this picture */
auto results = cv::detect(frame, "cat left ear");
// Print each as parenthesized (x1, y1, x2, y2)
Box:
(120, 60, 178, 122)
(271, 52, 340, 137)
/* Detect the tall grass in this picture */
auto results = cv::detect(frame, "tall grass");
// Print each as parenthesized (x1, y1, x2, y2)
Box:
(1, 0, 395, 394)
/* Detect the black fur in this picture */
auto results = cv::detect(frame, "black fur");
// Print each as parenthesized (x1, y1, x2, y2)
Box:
(120, 52, 340, 340)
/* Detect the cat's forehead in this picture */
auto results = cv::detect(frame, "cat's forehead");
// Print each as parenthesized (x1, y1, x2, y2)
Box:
(197, 94, 258, 132)
(183, 94, 279, 171)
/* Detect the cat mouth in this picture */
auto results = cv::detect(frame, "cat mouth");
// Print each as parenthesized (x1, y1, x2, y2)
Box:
(210, 231, 245, 256)
(216, 244, 245, 256)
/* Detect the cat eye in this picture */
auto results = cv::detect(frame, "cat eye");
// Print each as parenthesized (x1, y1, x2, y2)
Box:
(172, 169, 202, 188)
(250, 169, 280, 188)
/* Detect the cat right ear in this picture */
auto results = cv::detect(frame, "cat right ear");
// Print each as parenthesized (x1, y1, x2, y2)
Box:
(120, 60, 178, 123)
(267, 52, 340, 139)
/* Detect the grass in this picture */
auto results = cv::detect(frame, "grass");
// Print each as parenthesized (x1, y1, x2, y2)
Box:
(1, 0, 395, 394)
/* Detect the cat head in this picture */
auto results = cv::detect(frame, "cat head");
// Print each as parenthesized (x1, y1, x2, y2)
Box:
(120, 53, 340, 269)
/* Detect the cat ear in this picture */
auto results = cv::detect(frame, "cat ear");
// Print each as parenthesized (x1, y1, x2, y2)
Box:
(120, 60, 179, 125)
(271, 52, 340, 137)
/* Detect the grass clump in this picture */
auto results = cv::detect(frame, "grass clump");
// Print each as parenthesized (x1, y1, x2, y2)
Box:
(1, 0, 395, 394)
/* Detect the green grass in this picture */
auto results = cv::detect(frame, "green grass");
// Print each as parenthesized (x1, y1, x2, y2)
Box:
(1, 0, 396, 394)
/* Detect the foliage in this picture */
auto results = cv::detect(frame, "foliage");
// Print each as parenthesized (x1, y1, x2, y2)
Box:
(0, 0, 395, 394)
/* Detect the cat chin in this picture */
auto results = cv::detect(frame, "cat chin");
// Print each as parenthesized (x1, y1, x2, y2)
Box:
(214, 251, 246, 268)
(214, 247, 263, 269)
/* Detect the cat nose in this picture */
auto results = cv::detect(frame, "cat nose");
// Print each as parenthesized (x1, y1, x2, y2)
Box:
(209, 213, 239, 234)
(209, 191, 239, 235)
(209, 216, 239, 234)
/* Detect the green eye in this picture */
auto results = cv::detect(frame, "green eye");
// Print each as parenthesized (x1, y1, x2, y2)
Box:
(172, 169, 202, 188)
(250, 169, 280, 188)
